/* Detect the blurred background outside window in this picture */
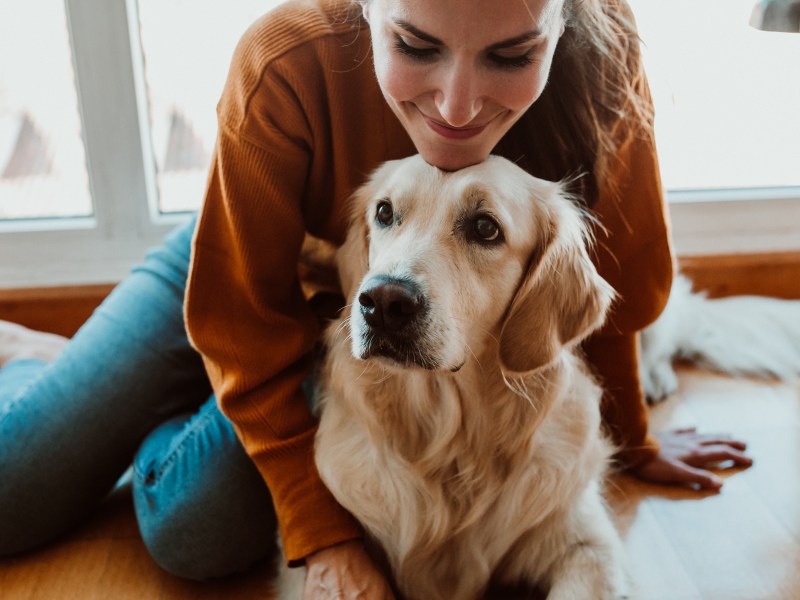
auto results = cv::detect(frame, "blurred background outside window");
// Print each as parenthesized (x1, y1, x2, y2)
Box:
(0, 0, 279, 223)
(136, 0, 272, 214)
(0, 1, 92, 220)
(630, 0, 799, 195)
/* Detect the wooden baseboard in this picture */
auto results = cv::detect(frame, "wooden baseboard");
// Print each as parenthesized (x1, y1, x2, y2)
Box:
(0, 284, 115, 338)
(679, 251, 800, 300)
(1, 251, 798, 337)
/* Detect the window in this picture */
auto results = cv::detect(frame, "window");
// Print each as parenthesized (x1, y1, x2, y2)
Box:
(0, 0, 281, 287)
(0, 0, 91, 220)
(628, 0, 800, 254)
(136, 0, 268, 214)
(0, 0, 798, 289)
(629, 0, 800, 195)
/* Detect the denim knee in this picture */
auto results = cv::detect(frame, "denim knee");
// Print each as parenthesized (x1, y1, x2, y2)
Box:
(132, 403, 277, 580)
(0, 360, 112, 556)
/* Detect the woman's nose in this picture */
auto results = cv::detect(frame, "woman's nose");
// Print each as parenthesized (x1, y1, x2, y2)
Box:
(434, 60, 485, 127)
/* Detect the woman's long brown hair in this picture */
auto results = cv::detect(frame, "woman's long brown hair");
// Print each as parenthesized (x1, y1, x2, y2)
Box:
(496, 0, 655, 208)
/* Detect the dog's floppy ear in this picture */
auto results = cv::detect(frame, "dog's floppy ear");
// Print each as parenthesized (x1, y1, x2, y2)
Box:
(499, 187, 615, 375)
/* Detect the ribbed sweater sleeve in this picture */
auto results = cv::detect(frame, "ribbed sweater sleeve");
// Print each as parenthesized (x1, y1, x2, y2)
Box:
(186, 129, 362, 563)
(185, 4, 364, 564)
(585, 121, 675, 468)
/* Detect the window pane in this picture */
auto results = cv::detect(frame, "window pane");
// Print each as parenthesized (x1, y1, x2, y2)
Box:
(136, 0, 282, 214)
(629, 0, 800, 192)
(0, 0, 91, 220)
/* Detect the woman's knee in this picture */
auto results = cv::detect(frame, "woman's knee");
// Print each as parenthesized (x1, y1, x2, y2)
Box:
(0, 446, 101, 556)
(132, 407, 277, 580)
(0, 464, 54, 555)
(0, 363, 112, 556)
(135, 496, 277, 580)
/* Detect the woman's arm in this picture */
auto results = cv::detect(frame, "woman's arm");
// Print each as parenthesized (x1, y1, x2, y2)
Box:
(585, 119, 673, 466)
(185, 31, 362, 564)
(588, 106, 751, 487)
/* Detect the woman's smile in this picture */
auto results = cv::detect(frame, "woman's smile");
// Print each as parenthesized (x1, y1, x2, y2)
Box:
(420, 112, 492, 140)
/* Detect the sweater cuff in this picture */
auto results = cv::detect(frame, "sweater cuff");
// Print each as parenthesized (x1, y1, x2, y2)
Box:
(615, 431, 660, 470)
(582, 331, 658, 470)
(251, 425, 364, 566)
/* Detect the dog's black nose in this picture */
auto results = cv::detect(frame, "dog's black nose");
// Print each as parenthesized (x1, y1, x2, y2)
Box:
(358, 277, 424, 333)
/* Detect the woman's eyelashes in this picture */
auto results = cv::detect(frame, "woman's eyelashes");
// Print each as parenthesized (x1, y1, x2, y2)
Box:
(489, 49, 536, 69)
(392, 35, 538, 70)
(393, 36, 438, 61)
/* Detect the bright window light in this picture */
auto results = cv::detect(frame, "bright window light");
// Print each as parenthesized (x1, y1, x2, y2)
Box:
(0, 0, 91, 220)
(629, 0, 800, 193)
(136, 0, 283, 214)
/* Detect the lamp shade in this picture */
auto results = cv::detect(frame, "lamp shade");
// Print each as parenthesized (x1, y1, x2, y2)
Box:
(750, 0, 800, 32)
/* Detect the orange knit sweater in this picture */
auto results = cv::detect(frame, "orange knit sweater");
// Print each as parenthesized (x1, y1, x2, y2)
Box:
(185, 0, 674, 564)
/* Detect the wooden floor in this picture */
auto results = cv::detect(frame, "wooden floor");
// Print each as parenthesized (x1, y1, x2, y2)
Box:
(1, 366, 798, 600)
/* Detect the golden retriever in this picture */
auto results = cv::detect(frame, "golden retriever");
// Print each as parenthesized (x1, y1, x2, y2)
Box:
(278, 155, 628, 599)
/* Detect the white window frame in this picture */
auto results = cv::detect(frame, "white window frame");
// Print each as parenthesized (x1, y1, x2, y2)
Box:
(0, 0, 188, 289)
(0, 0, 798, 290)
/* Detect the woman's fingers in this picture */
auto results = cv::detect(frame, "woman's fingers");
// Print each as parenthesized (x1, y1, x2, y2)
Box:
(685, 444, 754, 468)
(698, 436, 748, 451)
(671, 462, 725, 490)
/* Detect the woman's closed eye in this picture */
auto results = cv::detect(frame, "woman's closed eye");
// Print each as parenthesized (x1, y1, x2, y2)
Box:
(393, 35, 438, 61)
(488, 47, 538, 69)
(394, 35, 539, 71)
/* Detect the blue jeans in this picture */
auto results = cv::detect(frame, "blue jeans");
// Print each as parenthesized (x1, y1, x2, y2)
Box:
(0, 218, 277, 580)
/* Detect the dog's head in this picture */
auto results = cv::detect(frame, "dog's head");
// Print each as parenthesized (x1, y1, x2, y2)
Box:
(336, 155, 615, 376)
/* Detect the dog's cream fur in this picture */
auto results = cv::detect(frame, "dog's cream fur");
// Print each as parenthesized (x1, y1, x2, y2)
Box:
(641, 274, 800, 402)
(278, 155, 628, 599)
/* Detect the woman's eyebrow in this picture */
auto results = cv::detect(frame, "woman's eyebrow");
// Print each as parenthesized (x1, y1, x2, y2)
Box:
(486, 31, 543, 51)
(393, 19, 543, 49)
(393, 19, 443, 45)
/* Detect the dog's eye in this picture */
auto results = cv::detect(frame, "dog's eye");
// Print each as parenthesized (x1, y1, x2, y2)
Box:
(472, 216, 502, 243)
(376, 200, 394, 227)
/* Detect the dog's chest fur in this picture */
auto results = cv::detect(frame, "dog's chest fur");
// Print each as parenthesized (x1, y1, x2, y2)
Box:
(314, 330, 611, 599)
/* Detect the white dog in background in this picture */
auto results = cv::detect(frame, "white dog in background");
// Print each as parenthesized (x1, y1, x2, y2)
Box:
(641, 274, 800, 402)
(277, 155, 628, 599)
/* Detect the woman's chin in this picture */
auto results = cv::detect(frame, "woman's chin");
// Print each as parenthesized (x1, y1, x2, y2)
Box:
(418, 147, 489, 172)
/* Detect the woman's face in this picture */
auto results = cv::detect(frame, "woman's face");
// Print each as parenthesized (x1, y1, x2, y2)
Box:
(364, 0, 566, 171)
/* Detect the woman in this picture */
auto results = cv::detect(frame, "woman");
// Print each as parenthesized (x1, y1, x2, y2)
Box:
(0, 0, 751, 597)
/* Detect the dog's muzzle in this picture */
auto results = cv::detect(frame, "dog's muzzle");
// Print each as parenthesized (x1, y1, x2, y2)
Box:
(356, 275, 435, 368)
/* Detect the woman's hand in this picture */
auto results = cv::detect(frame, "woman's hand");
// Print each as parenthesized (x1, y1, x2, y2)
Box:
(630, 427, 753, 490)
(304, 540, 395, 600)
